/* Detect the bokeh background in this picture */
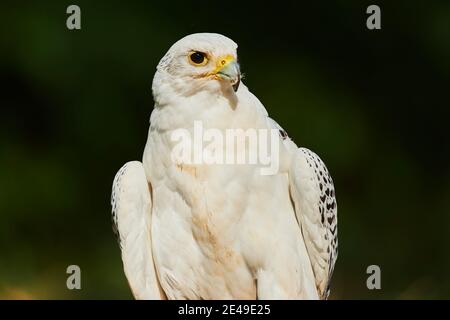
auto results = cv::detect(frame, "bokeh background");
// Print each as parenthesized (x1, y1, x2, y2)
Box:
(1, 1, 449, 299)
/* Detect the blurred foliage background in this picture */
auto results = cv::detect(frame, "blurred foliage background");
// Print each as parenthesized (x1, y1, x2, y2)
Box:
(0, 1, 449, 299)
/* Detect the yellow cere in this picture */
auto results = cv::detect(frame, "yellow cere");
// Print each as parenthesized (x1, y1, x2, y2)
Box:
(211, 54, 236, 74)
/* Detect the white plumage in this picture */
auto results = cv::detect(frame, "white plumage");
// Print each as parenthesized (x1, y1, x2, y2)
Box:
(111, 33, 337, 300)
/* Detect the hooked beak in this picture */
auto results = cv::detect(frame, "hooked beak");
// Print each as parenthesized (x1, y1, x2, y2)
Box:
(214, 56, 241, 92)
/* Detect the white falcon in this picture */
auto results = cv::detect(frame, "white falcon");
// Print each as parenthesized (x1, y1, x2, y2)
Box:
(111, 33, 337, 300)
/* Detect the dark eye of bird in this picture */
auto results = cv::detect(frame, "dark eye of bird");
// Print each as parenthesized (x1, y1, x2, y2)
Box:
(190, 51, 205, 64)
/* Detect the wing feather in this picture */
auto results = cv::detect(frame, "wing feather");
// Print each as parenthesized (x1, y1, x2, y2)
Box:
(111, 161, 165, 299)
(288, 147, 338, 299)
(267, 117, 338, 299)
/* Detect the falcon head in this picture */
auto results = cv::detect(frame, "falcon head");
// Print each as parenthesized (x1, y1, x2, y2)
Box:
(153, 33, 241, 98)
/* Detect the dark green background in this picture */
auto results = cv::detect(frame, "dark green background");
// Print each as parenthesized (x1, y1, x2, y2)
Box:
(1, 1, 449, 299)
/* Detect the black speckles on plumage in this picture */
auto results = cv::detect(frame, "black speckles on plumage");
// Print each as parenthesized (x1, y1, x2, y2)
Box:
(111, 163, 129, 249)
(298, 147, 338, 298)
(326, 202, 334, 211)
(279, 129, 288, 140)
(330, 224, 337, 233)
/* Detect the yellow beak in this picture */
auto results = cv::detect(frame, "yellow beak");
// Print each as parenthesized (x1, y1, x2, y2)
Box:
(213, 55, 241, 91)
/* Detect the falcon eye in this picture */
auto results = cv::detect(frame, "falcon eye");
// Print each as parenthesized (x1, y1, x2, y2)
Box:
(188, 51, 208, 66)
